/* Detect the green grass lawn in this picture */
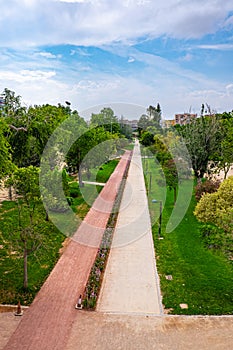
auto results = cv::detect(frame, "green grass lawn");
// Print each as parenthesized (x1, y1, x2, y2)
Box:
(0, 201, 65, 305)
(144, 157, 233, 315)
(0, 159, 119, 306)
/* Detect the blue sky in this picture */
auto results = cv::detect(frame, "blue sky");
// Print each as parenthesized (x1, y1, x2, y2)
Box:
(1, 0, 233, 120)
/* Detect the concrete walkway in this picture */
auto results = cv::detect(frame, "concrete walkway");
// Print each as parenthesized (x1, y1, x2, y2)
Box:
(97, 141, 162, 314)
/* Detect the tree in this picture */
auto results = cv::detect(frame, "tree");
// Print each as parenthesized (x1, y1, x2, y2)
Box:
(0, 88, 77, 168)
(194, 178, 221, 201)
(119, 118, 133, 140)
(40, 166, 70, 214)
(66, 126, 117, 186)
(138, 103, 162, 136)
(213, 116, 233, 179)
(6, 103, 72, 167)
(141, 131, 154, 147)
(194, 176, 233, 234)
(0, 117, 14, 180)
(161, 159, 178, 204)
(138, 114, 150, 136)
(90, 108, 120, 134)
(9, 166, 42, 288)
(179, 109, 221, 179)
(147, 104, 162, 129)
(0, 88, 26, 118)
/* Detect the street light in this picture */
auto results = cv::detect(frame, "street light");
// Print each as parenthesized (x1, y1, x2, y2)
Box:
(145, 171, 152, 193)
(152, 199, 162, 238)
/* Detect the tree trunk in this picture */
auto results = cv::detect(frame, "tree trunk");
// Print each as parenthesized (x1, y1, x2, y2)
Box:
(174, 186, 177, 205)
(8, 185, 12, 200)
(78, 165, 84, 187)
(23, 247, 28, 289)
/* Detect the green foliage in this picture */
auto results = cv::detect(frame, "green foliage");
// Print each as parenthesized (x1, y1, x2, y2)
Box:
(0, 201, 65, 304)
(137, 103, 162, 136)
(90, 107, 120, 134)
(161, 159, 178, 204)
(0, 88, 25, 117)
(195, 178, 221, 201)
(141, 131, 155, 146)
(179, 113, 221, 179)
(211, 116, 233, 178)
(66, 126, 118, 185)
(1, 88, 75, 167)
(96, 159, 119, 184)
(119, 122, 133, 140)
(194, 176, 233, 234)
(0, 117, 14, 179)
(10, 166, 40, 203)
(40, 167, 70, 213)
(199, 224, 229, 251)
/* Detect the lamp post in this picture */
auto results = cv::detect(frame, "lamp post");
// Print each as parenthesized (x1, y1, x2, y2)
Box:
(145, 171, 152, 193)
(152, 199, 162, 238)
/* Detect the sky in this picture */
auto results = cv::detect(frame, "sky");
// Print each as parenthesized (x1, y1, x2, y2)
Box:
(1, 0, 233, 120)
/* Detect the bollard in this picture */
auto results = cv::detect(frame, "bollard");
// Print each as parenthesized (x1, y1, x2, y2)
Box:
(75, 294, 83, 309)
(14, 301, 23, 316)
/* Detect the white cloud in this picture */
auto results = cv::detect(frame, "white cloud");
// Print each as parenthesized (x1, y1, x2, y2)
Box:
(1, 1, 233, 118)
(36, 52, 60, 59)
(198, 44, 233, 50)
(127, 57, 135, 63)
(1, 0, 233, 47)
(0, 70, 56, 83)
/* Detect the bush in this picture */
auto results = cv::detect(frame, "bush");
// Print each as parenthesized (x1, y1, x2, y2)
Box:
(66, 196, 73, 205)
(195, 179, 220, 201)
(69, 187, 80, 198)
(199, 223, 224, 249)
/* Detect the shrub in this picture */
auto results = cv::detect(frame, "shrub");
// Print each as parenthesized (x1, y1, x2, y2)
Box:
(69, 187, 80, 198)
(199, 223, 224, 249)
(195, 179, 220, 201)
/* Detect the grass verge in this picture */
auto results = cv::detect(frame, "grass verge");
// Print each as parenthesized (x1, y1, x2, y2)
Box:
(144, 157, 233, 315)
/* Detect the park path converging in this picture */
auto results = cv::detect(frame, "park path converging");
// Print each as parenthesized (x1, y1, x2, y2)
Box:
(4, 151, 131, 350)
(97, 141, 162, 314)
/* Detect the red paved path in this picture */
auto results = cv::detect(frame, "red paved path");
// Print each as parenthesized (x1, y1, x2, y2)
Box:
(4, 151, 131, 350)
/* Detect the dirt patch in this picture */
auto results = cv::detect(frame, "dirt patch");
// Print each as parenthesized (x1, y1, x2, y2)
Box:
(0, 188, 10, 203)
(0, 305, 29, 313)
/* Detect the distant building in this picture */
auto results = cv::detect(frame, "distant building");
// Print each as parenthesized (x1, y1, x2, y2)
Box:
(175, 113, 197, 125)
(162, 119, 175, 128)
(119, 118, 138, 131)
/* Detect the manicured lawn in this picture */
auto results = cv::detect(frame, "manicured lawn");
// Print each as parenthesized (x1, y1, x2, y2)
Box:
(144, 157, 233, 315)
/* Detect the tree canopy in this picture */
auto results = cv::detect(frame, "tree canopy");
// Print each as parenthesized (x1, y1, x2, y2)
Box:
(178, 113, 221, 179)
(194, 176, 233, 234)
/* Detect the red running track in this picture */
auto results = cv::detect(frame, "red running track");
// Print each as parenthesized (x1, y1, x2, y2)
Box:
(4, 151, 131, 350)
